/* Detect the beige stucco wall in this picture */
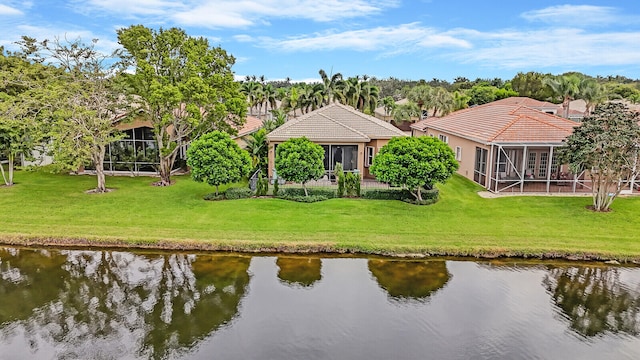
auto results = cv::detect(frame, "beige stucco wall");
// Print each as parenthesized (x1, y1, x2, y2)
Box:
(362, 139, 392, 179)
(413, 128, 490, 188)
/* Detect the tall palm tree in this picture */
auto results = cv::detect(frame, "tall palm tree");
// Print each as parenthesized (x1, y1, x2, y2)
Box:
(318, 69, 342, 105)
(262, 83, 277, 117)
(392, 102, 420, 124)
(543, 74, 581, 118)
(381, 96, 396, 117)
(358, 82, 380, 113)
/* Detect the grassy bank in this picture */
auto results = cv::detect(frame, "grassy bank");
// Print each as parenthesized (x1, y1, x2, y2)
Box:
(1, 170, 640, 261)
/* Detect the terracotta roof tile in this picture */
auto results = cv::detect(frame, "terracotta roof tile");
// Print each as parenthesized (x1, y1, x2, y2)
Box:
(411, 99, 578, 144)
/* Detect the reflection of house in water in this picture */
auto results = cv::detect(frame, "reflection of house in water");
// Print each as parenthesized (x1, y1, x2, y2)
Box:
(276, 257, 322, 288)
(543, 266, 640, 337)
(368, 259, 451, 301)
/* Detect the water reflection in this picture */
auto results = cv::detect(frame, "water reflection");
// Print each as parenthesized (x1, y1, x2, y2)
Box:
(544, 266, 640, 337)
(276, 257, 322, 288)
(0, 249, 250, 360)
(0, 248, 66, 325)
(368, 259, 450, 301)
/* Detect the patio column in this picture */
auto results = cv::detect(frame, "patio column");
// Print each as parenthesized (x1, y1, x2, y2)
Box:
(520, 145, 528, 192)
(546, 146, 554, 193)
(493, 144, 499, 192)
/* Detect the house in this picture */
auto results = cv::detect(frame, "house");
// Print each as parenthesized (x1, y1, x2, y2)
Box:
(232, 115, 263, 148)
(410, 99, 589, 193)
(266, 103, 407, 180)
(493, 97, 584, 121)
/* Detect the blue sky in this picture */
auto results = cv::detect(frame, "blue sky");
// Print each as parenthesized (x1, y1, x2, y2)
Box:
(1, 1, 639, 82)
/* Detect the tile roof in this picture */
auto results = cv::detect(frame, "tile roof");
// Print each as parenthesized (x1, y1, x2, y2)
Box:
(411, 100, 578, 144)
(267, 103, 407, 142)
(235, 116, 263, 138)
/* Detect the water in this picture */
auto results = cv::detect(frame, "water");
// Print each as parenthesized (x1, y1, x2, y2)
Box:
(1, 247, 640, 359)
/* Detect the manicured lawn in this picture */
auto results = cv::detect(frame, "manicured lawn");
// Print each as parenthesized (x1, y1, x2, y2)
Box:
(1, 170, 640, 260)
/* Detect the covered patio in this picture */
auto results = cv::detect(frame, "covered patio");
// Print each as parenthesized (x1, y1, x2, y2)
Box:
(484, 143, 592, 194)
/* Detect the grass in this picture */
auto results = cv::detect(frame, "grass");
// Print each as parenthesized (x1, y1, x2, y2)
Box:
(1, 170, 640, 261)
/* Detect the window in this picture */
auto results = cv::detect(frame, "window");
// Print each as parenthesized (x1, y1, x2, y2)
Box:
(438, 134, 449, 144)
(365, 146, 375, 167)
(455, 146, 462, 161)
(538, 152, 549, 178)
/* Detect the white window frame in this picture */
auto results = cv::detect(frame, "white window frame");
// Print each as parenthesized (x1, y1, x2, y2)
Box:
(438, 134, 449, 144)
(365, 146, 375, 167)
(455, 146, 462, 161)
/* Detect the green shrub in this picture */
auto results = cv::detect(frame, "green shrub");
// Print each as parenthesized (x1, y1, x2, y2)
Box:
(256, 174, 269, 196)
(279, 194, 328, 203)
(273, 180, 279, 196)
(224, 187, 254, 200)
(362, 187, 439, 201)
(203, 193, 225, 201)
(344, 172, 361, 197)
(279, 187, 336, 198)
(402, 197, 439, 206)
(335, 163, 345, 197)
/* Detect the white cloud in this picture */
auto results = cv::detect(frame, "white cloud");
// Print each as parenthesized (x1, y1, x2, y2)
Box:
(260, 23, 471, 53)
(0, 4, 23, 15)
(71, 0, 185, 17)
(72, 0, 400, 28)
(521, 5, 621, 27)
(233, 34, 255, 43)
(447, 27, 640, 69)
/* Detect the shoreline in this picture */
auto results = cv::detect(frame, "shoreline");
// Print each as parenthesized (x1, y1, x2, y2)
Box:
(1, 235, 638, 265)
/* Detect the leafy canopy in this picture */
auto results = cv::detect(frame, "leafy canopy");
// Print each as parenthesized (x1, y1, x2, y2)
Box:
(186, 131, 251, 195)
(370, 136, 458, 201)
(556, 102, 640, 211)
(274, 137, 325, 196)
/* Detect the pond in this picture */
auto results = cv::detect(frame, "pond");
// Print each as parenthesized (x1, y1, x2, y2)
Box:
(1, 246, 640, 359)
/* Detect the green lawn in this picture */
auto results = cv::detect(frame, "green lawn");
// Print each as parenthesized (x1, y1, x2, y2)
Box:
(1, 170, 639, 261)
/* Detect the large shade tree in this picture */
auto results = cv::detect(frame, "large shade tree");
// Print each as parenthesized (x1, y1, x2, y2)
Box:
(0, 49, 52, 186)
(186, 131, 251, 196)
(117, 25, 247, 186)
(274, 137, 325, 196)
(370, 136, 458, 201)
(19, 37, 126, 193)
(556, 103, 640, 212)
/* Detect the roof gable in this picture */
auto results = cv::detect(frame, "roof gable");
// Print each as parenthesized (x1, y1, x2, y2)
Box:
(268, 103, 406, 142)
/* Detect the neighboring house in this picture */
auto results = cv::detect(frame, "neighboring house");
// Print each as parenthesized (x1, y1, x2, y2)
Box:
(233, 115, 263, 148)
(410, 99, 591, 193)
(493, 97, 584, 121)
(267, 103, 407, 180)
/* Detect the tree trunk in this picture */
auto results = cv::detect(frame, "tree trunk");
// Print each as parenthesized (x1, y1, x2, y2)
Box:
(93, 149, 107, 193)
(1, 153, 14, 186)
(215, 185, 219, 196)
(303, 183, 308, 197)
(158, 155, 172, 186)
(563, 96, 571, 119)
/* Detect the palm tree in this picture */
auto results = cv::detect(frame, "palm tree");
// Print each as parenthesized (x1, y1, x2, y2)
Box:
(244, 128, 268, 172)
(358, 82, 380, 113)
(430, 87, 454, 117)
(407, 85, 432, 119)
(240, 81, 262, 116)
(578, 78, 604, 116)
(318, 69, 342, 105)
(452, 91, 471, 111)
(543, 74, 581, 118)
(381, 96, 396, 117)
(392, 102, 420, 124)
(262, 83, 277, 117)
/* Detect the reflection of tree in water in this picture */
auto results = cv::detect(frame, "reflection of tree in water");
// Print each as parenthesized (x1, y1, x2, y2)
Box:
(0, 248, 251, 359)
(0, 247, 67, 324)
(543, 266, 640, 337)
(368, 259, 451, 301)
(276, 257, 322, 288)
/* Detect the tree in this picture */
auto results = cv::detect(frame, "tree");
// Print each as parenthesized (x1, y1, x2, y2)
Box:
(577, 78, 604, 115)
(544, 74, 581, 118)
(556, 103, 640, 211)
(392, 102, 420, 123)
(186, 131, 251, 196)
(19, 36, 126, 193)
(467, 84, 497, 106)
(0, 50, 52, 186)
(452, 91, 471, 111)
(274, 137, 325, 196)
(511, 71, 554, 100)
(407, 85, 432, 119)
(318, 69, 342, 105)
(117, 25, 247, 186)
(381, 96, 396, 117)
(370, 136, 458, 201)
(244, 128, 268, 172)
(430, 87, 454, 117)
